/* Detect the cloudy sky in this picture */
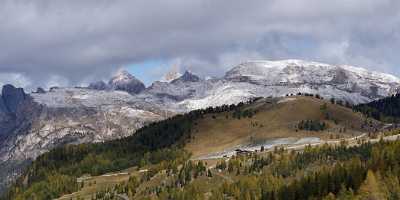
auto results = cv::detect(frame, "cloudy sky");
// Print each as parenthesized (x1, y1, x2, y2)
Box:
(1, 0, 400, 90)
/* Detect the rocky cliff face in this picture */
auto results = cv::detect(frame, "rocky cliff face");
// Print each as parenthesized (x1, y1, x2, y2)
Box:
(0, 85, 42, 140)
(0, 88, 168, 162)
(2, 84, 27, 113)
(0, 85, 43, 193)
(0, 85, 167, 193)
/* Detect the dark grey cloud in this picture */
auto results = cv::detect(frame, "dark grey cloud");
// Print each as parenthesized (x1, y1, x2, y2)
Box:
(0, 0, 399, 89)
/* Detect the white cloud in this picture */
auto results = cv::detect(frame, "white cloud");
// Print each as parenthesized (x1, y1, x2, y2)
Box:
(0, 73, 32, 90)
(0, 0, 399, 88)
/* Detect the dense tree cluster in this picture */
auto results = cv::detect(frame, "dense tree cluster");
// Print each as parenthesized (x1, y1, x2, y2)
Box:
(297, 120, 327, 131)
(232, 108, 257, 119)
(354, 94, 400, 122)
(176, 141, 400, 200)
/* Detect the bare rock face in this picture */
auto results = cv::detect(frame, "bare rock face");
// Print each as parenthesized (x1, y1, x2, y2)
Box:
(2, 84, 27, 113)
(0, 85, 41, 140)
(0, 97, 14, 139)
(108, 70, 146, 94)
(0, 85, 44, 193)
(0, 96, 7, 114)
(0, 86, 166, 193)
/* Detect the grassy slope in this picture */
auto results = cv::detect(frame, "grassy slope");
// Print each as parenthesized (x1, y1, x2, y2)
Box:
(185, 96, 378, 158)
(56, 96, 380, 199)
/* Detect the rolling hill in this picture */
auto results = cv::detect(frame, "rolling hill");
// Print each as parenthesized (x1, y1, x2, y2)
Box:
(186, 95, 379, 159)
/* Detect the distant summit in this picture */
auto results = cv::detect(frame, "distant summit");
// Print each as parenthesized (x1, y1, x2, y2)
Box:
(108, 70, 146, 94)
(89, 69, 146, 94)
(171, 70, 201, 83)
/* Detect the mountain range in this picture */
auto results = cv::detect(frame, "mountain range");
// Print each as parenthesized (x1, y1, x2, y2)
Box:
(0, 59, 400, 192)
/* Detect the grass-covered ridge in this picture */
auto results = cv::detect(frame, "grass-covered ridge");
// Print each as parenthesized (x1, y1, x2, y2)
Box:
(185, 96, 377, 158)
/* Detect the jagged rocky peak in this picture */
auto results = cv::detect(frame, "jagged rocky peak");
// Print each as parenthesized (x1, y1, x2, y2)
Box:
(0, 84, 40, 141)
(1, 84, 27, 113)
(171, 70, 201, 83)
(108, 69, 146, 94)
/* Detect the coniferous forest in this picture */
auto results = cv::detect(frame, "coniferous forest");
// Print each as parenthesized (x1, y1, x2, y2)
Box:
(354, 94, 400, 122)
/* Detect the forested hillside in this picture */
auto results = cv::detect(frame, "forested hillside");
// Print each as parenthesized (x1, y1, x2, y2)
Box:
(354, 94, 400, 122)
(137, 140, 400, 200)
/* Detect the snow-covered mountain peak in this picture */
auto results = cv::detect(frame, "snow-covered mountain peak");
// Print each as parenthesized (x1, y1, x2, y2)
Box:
(110, 69, 137, 84)
(223, 59, 400, 100)
(339, 65, 400, 84)
(226, 59, 400, 84)
(239, 59, 331, 70)
(108, 69, 145, 94)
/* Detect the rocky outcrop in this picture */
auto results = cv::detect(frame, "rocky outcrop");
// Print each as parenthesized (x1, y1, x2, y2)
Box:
(108, 70, 146, 94)
(171, 70, 201, 83)
(88, 70, 146, 94)
(2, 84, 27, 113)
(0, 85, 41, 140)
(88, 81, 108, 90)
